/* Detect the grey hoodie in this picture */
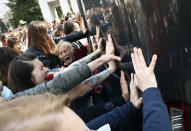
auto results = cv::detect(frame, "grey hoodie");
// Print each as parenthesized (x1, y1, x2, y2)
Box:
(13, 64, 91, 98)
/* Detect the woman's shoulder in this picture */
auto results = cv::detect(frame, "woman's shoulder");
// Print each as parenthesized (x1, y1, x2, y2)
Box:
(25, 47, 44, 56)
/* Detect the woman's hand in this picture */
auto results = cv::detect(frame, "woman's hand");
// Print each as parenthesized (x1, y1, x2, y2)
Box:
(130, 73, 142, 109)
(108, 60, 117, 73)
(87, 34, 121, 72)
(106, 34, 115, 55)
(95, 26, 104, 53)
(82, 28, 87, 35)
(131, 48, 157, 92)
(100, 34, 121, 63)
(120, 71, 129, 102)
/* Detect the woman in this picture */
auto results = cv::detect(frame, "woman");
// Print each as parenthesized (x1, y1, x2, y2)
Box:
(0, 47, 18, 86)
(0, 47, 17, 100)
(8, 34, 121, 98)
(7, 37, 23, 55)
(54, 26, 103, 68)
(0, 49, 172, 131)
(25, 21, 61, 69)
(54, 40, 88, 67)
(64, 21, 81, 34)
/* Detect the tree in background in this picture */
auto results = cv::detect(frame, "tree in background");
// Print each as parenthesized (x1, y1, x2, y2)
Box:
(0, 19, 8, 33)
(6, 0, 43, 28)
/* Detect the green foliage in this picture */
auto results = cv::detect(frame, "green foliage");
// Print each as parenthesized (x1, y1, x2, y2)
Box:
(56, 6, 62, 18)
(0, 19, 8, 33)
(6, 0, 43, 28)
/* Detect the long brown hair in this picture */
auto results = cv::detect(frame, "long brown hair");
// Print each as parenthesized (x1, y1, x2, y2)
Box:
(0, 47, 18, 86)
(28, 21, 55, 56)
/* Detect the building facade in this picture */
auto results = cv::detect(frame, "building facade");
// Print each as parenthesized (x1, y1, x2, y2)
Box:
(38, 0, 79, 22)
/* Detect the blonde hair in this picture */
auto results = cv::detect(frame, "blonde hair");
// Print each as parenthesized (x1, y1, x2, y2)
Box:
(54, 40, 74, 56)
(0, 93, 70, 131)
(75, 12, 82, 24)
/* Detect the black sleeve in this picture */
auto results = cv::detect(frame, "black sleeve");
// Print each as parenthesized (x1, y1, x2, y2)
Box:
(74, 96, 126, 123)
(53, 30, 86, 44)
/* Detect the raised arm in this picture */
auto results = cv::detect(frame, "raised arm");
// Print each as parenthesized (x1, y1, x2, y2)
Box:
(131, 47, 172, 131)
(87, 71, 142, 131)
(13, 63, 92, 97)
(87, 34, 120, 72)
(13, 34, 121, 98)
(67, 60, 117, 100)
(53, 29, 87, 44)
(70, 50, 100, 67)
(71, 27, 104, 67)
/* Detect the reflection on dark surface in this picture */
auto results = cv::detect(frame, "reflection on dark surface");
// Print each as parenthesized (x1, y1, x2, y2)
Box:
(78, 0, 191, 104)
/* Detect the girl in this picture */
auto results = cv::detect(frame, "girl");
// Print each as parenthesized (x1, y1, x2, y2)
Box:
(8, 34, 121, 98)
(7, 37, 23, 55)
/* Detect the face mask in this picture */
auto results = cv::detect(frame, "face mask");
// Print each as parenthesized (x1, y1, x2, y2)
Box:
(1, 86, 13, 100)
(86, 124, 111, 131)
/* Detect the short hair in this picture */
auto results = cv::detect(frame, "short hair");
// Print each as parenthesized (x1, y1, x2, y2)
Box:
(57, 24, 64, 32)
(60, 18, 65, 24)
(0, 93, 69, 131)
(8, 53, 37, 93)
(54, 40, 74, 56)
(0, 47, 18, 85)
(64, 21, 74, 35)
(89, 14, 101, 26)
(7, 37, 19, 48)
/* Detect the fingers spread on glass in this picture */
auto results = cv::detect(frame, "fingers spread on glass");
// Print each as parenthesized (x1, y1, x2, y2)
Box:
(120, 71, 129, 102)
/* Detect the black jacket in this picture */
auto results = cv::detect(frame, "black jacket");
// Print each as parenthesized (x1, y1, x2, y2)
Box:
(74, 96, 126, 123)
(25, 48, 61, 69)
(53, 30, 86, 44)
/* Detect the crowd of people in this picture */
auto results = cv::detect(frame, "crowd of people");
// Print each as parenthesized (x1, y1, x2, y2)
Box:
(0, 10, 172, 131)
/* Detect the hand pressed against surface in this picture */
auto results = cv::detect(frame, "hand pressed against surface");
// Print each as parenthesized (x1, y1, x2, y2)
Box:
(106, 34, 115, 55)
(100, 34, 121, 63)
(120, 71, 129, 102)
(108, 60, 117, 73)
(93, 27, 104, 53)
(131, 48, 157, 92)
(130, 73, 142, 109)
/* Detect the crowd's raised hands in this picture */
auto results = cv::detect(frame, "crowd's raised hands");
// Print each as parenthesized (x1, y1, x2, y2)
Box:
(100, 34, 121, 62)
(131, 47, 157, 92)
(120, 71, 129, 102)
(129, 73, 142, 109)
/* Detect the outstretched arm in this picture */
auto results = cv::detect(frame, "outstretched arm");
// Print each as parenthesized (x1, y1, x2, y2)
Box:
(71, 27, 104, 67)
(67, 60, 117, 100)
(67, 69, 112, 100)
(13, 34, 121, 98)
(52, 29, 87, 44)
(131, 47, 172, 131)
(87, 71, 142, 131)
(71, 50, 100, 67)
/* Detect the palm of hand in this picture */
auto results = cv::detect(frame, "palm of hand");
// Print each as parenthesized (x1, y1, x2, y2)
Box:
(130, 73, 142, 109)
(120, 71, 129, 101)
(131, 48, 158, 92)
(106, 34, 114, 55)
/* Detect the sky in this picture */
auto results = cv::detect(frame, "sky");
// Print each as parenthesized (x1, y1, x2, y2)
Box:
(0, 0, 10, 19)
